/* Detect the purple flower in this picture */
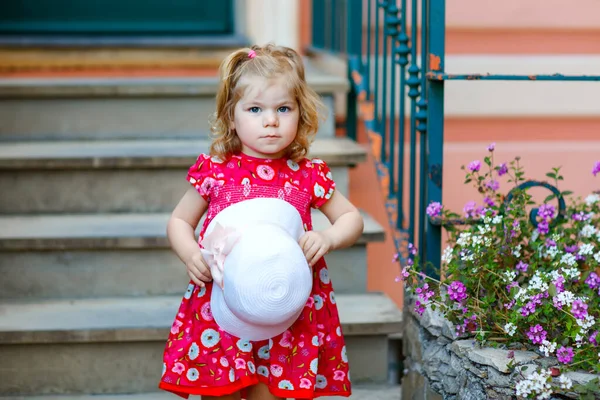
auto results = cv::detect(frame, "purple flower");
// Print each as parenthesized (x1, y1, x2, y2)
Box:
(504, 299, 516, 310)
(545, 238, 557, 248)
(571, 300, 588, 320)
(483, 196, 495, 208)
(497, 163, 508, 176)
(408, 243, 418, 256)
(468, 160, 481, 172)
(565, 245, 578, 254)
(554, 276, 565, 294)
(487, 142, 496, 152)
(448, 281, 468, 302)
(585, 272, 600, 289)
(416, 283, 435, 302)
(414, 300, 425, 316)
(527, 324, 547, 345)
(590, 331, 599, 347)
(572, 211, 592, 221)
(506, 281, 519, 292)
(426, 202, 443, 217)
(593, 161, 600, 177)
(486, 180, 500, 191)
(538, 204, 556, 220)
(537, 219, 549, 235)
(557, 346, 574, 364)
(520, 293, 544, 317)
(516, 261, 529, 272)
(464, 201, 479, 219)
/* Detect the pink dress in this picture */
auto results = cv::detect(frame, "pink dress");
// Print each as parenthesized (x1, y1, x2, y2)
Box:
(159, 152, 352, 399)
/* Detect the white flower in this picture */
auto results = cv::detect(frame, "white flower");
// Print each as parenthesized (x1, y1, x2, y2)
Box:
(471, 235, 483, 246)
(577, 315, 596, 331)
(310, 358, 319, 374)
(313, 294, 324, 310)
(547, 246, 560, 258)
(287, 159, 300, 171)
(579, 243, 595, 255)
(504, 322, 517, 337)
(257, 366, 269, 377)
(184, 283, 194, 299)
(186, 368, 199, 382)
(594, 252, 600, 264)
(313, 183, 325, 198)
(315, 375, 328, 389)
(581, 224, 597, 238)
(247, 361, 256, 374)
(258, 345, 270, 360)
(478, 224, 491, 235)
(531, 230, 540, 242)
(560, 253, 577, 267)
(538, 340, 557, 357)
(554, 290, 575, 308)
(319, 268, 330, 284)
(515, 370, 552, 399)
(236, 339, 252, 352)
(558, 375, 573, 390)
(512, 245, 522, 258)
(528, 272, 549, 292)
(457, 232, 471, 246)
(341, 345, 348, 362)
(585, 193, 600, 205)
(441, 246, 453, 263)
(200, 328, 221, 348)
(562, 267, 581, 280)
(229, 368, 235, 382)
(278, 380, 294, 390)
(188, 342, 200, 360)
(492, 215, 503, 224)
(504, 270, 517, 283)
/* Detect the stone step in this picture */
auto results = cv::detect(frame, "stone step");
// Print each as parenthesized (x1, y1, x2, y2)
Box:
(0, 61, 348, 141)
(0, 294, 403, 395)
(0, 385, 402, 400)
(0, 211, 384, 299)
(0, 137, 366, 213)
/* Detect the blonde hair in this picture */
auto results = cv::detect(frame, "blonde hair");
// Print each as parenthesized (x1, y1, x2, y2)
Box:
(209, 43, 326, 162)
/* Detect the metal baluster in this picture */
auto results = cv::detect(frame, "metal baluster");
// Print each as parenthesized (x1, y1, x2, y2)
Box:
(386, 3, 400, 196)
(407, 0, 421, 244)
(416, 0, 428, 264)
(395, 0, 410, 230)
(374, 2, 381, 128)
(380, 1, 390, 163)
(366, 0, 372, 99)
(424, 0, 445, 278)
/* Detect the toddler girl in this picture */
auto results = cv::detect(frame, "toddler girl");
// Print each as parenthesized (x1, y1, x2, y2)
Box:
(160, 43, 364, 400)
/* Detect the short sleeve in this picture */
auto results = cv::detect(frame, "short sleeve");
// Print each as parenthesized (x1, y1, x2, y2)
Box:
(187, 154, 215, 202)
(310, 158, 336, 209)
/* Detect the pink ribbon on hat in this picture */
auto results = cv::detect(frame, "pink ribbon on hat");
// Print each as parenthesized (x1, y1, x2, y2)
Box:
(248, 50, 256, 59)
(200, 223, 241, 289)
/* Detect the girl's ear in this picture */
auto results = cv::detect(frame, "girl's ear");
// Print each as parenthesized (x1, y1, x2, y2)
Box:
(229, 121, 236, 131)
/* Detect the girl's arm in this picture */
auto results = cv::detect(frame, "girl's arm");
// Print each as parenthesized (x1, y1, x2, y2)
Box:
(300, 191, 364, 266)
(167, 187, 212, 287)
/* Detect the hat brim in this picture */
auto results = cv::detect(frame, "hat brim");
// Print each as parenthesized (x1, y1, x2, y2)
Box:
(210, 282, 302, 341)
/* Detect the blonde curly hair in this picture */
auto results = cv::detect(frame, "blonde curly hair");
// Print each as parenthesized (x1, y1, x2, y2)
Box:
(209, 43, 326, 162)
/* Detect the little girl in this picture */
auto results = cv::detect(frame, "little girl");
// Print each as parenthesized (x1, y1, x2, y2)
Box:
(159, 44, 364, 400)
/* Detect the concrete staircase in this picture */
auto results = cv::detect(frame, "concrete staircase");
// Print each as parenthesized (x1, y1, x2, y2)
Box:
(0, 59, 403, 398)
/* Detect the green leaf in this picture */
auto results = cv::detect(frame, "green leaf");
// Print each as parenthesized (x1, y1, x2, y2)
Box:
(546, 172, 556, 179)
(544, 194, 556, 202)
(484, 156, 491, 166)
(561, 190, 573, 196)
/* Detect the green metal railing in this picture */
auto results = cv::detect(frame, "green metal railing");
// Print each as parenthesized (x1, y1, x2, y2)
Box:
(311, 0, 600, 277)
(312, 0, 444, 275)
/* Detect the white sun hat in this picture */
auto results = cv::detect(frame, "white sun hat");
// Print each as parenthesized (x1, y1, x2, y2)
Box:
(200, 198, 313, 341)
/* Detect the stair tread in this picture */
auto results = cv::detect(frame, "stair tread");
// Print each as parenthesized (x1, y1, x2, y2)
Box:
(0, 62, 349, 97)
(0, 210, 384, 249)
(0, 293, 403, 344)
(0, 137, 366, 169)
(0, 385, 401, 400)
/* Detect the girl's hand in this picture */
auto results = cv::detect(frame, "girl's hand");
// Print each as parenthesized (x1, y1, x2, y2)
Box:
(185, 252, 212, 288)
(299, 231, 333, 267)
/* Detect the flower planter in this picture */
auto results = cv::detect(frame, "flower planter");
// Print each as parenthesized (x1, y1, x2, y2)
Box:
(402, 297, 600, 399)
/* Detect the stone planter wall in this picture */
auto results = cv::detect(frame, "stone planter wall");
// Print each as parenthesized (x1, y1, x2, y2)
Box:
(401, 302, 600, 400)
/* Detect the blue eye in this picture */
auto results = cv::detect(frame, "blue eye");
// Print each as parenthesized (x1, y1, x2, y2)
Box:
(278, 106, 290, 113)
(249, 107, 260, 113)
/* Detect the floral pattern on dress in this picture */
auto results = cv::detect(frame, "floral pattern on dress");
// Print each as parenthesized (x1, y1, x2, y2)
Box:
(159, 152, 351, 399)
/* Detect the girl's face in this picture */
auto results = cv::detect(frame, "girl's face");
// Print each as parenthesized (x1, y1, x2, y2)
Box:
(231, 75, 299, 159)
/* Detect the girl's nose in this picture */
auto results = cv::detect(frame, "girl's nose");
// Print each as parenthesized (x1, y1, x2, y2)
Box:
(263, 111, 279, 127)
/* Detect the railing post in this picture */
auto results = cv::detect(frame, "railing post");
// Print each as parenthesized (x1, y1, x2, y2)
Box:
(312, 0, 325, 50)
(424, 0, 445, 278)
(345, 0, 363, 140)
